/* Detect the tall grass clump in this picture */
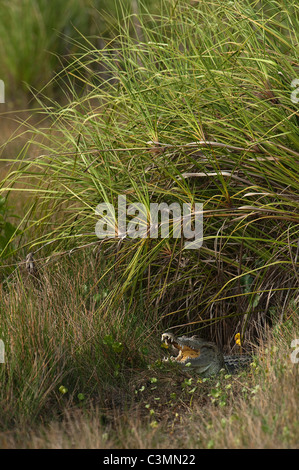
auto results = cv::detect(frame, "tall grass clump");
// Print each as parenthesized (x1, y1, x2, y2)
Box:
(0, 251, 152, 429)
(1, 0, 299, 346)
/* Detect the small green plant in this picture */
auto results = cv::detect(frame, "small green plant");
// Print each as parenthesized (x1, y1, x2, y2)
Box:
(103, 334, 124, 354)
(59, 385, 68, 395)
(207, 372, 238, 407)
(181, 377, 193, 389)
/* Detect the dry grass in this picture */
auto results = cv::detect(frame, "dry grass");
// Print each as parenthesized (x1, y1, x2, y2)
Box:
(0, 260, 298, 448)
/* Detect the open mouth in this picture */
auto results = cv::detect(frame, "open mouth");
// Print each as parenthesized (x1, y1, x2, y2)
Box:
(161, 332, 201, 362)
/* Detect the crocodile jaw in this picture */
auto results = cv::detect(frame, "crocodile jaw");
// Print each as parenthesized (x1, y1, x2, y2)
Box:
(161, 332, 201, 363)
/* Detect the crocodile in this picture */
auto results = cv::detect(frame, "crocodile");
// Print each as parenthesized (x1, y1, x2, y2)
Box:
(161, 332, 252, 377)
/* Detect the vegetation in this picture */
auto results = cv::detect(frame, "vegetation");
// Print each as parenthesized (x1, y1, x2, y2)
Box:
(0, 0, 156, 101)
(0, 0, 298, 449)
(0, 266, 297, 448)
(0, 254, 298, 448)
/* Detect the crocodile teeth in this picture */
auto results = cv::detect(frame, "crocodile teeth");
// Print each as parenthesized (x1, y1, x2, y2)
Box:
(161, 333, 174, 344)
(161, 332, 198, 351)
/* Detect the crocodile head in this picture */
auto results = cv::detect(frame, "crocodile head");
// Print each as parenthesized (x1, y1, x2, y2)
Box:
(161, 332, 203, 363)
(161, 331, 225, 377)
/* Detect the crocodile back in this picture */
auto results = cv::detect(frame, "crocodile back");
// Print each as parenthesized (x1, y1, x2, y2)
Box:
(224, 354, 252, 373)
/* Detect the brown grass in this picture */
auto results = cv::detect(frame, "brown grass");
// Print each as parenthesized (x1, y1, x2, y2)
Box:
(0, 259, 298, 448)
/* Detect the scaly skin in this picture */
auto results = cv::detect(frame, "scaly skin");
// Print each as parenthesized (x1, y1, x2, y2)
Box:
(161, 332, 251, 377)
